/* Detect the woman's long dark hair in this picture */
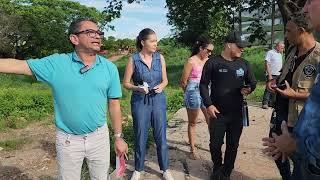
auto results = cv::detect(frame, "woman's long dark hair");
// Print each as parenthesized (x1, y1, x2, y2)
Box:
(136, 28, 156, 51)
(191, 36, 212, 57)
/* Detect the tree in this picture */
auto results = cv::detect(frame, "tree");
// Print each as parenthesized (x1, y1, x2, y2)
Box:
(104, 0, 307, 46)
(0, 0, 108, 58)
(0, 10, 32, 58)
(277, 0, 306, 24)
(166, 0, 230, 46)
(103, 36, 118, 51)
(118, 38, 135, 50)
(103, 36, 135, 52)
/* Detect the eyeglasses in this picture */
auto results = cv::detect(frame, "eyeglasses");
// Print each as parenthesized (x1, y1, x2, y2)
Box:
(74, 29, 104, 38)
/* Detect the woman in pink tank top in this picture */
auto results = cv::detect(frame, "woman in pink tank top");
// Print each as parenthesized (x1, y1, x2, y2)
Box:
(180, 37, 214, 159)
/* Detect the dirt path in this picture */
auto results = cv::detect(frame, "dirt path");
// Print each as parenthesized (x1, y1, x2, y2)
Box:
(108, 54, 126, 61)
(0, 105, 281, 180)
(123, 105, 281, 180)
(0, 122, 57, 180)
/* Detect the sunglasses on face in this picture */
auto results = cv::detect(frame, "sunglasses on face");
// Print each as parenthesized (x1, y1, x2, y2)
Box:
(74, 29, 104, 38)
(205, 48, 213, 54)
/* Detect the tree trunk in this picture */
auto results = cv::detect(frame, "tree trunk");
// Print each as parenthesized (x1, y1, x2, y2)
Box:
(277, 0, 307, 52)
(277, 0, 307, 25)
(277, 0, 288, 26)
(239, 6, 242, 33)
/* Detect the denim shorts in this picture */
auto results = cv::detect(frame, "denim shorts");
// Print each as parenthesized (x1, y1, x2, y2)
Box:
(184, 81, 205, 109)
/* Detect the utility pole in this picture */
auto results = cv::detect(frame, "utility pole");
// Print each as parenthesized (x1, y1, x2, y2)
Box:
(238, 0, 242, 33)
(270, 0, 276, 48)
(232, 0, 235, 30)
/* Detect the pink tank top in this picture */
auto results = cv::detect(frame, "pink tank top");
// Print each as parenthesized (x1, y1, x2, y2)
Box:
(188, 65, 203, 82)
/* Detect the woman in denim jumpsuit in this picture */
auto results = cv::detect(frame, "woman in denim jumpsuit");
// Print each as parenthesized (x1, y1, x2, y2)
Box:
(180, 37, 213, 159)
(123, 28, 174, 180)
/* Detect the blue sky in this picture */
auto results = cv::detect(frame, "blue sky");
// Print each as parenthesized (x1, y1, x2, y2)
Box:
(73, 0, 172, 40)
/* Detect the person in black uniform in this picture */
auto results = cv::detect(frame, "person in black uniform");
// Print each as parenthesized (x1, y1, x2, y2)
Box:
(200, 31, 257, 180)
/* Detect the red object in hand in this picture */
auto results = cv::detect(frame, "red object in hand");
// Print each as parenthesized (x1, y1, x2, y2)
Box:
(116, 155, 126, 177)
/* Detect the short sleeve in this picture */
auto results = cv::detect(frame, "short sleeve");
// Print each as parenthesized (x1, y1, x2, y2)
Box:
(107, 63, 122, 98)
(26, 54, 59, 84)
(265, 51, 272, 62)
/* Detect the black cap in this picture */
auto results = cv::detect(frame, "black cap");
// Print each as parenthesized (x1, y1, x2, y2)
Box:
(225, 31, 249, 48)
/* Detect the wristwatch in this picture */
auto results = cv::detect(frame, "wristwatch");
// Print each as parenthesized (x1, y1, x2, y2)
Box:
(114, 132, 124, 139)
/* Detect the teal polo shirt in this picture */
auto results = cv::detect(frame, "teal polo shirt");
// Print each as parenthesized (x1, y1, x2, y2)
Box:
(27, 51, 122, 135)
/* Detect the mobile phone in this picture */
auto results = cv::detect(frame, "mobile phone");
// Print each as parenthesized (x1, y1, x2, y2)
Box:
(276, 83, 286, 88)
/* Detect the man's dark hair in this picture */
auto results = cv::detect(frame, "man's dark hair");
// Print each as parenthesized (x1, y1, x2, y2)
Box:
(68, 18, 97, 35)
(288, 12, 313, 33)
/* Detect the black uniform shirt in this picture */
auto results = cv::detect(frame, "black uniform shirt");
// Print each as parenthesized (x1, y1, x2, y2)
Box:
(200, 55, 257, 113)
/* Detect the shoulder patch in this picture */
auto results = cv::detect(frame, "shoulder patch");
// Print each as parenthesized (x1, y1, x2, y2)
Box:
(303, 64, 316, 78)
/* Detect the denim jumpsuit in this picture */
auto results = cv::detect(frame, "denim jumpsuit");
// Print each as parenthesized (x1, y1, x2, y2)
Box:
(131, 52, 169, 172)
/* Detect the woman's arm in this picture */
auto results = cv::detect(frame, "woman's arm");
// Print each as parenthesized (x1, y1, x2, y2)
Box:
(123, 56, 145, 93)
(180, 60, 193, 91)
(154, 54, 168, 93)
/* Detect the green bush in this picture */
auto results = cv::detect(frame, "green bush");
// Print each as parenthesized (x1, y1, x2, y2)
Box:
(247, 83, 265, 102)
(166, 88, 184, 117)
(243, 46, 268, 82)
(159, 45, 190, 62)
(0, 86, 52, 130)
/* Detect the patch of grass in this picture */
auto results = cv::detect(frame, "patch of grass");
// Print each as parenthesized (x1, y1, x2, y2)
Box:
(243, 46, 268, 82)
(0, 86, 53, 131)
(243, 46, 267, 102)
(247, 82, 265, 102)
(0, 138, 31, 151)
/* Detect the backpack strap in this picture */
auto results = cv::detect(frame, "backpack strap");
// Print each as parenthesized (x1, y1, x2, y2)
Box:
(285, 45, 296, 60)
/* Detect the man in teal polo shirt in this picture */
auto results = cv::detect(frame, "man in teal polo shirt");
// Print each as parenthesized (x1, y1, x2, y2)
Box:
(0, 18, 128, 180)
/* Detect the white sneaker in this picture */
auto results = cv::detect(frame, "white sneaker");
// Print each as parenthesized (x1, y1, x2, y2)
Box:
(163, 170, 174, 180)
(130, 171, 141, 180)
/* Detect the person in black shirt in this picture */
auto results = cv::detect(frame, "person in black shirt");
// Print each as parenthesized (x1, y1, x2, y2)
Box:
(200, 31, 257, 180)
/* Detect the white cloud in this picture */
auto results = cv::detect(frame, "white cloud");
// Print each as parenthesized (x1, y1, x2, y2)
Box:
(73, 0, 106, 11)
(107, 24, 171, 39)
(123, 2, 167, 15)
(109, 15, 171, 39)
(72, 0, 172, 39)
(73, 1, 167, 15)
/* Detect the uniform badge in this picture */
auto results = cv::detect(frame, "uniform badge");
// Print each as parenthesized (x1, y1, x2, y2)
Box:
(219, 69, 228, 73)
(303, 64, 316, 78)
(236, 68, 244, 77)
